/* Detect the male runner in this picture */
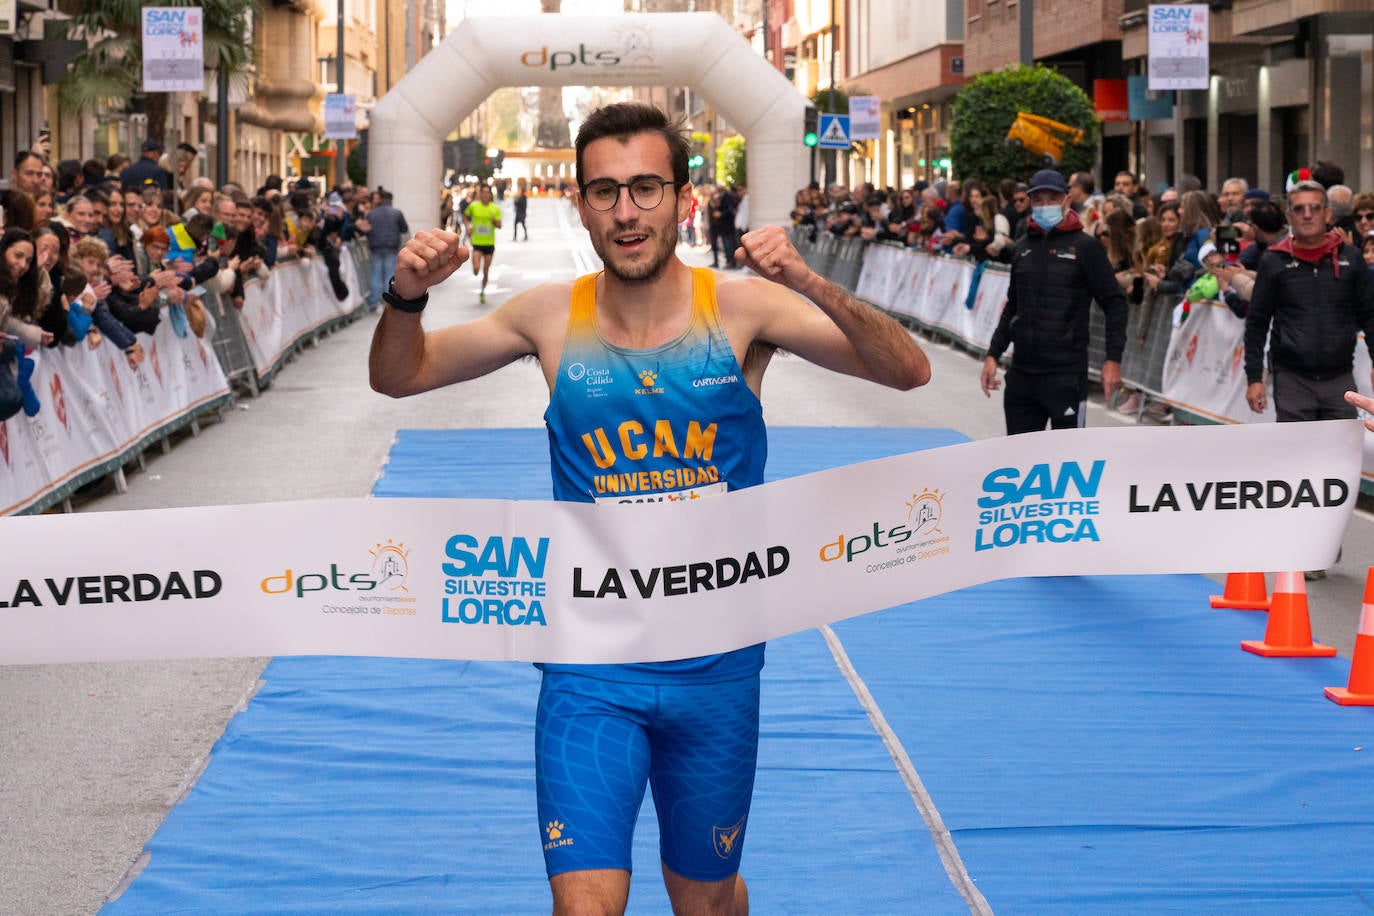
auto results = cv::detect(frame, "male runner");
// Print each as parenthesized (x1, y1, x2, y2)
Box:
(463, 183, 502, 303)
(370, 102, 930, 915)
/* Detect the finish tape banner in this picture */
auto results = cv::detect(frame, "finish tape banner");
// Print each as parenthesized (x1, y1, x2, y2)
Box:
(0, 421, 1362, 667)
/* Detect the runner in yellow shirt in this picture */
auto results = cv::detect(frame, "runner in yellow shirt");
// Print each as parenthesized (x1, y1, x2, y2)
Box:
(463, 183, 502, 304)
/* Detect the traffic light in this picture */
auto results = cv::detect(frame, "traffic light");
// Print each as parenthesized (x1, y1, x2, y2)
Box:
(687, 153, 705, 168)
(803, 107, 819, 147)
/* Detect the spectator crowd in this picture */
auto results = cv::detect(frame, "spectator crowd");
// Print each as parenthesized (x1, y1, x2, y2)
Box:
(0, 137, 398, 424)
(791, 160, 1374, 422)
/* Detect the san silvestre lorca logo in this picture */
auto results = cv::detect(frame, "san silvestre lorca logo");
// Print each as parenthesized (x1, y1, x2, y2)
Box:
(440, 531, 790, 628)
(973, 457, 1352, 552)
(259, 539, 417, 617)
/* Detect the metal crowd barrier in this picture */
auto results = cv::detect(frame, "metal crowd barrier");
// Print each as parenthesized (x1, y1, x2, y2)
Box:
(1087, 292, 1180, 400)
(206, 240, 374, 397)
(789, 227, 1181, 415)
(205, 286, 260, 397)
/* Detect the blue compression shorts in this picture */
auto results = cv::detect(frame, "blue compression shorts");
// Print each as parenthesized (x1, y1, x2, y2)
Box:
(535, 671, 761, 882)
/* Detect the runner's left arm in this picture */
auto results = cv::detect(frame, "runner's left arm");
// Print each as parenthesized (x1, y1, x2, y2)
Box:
(734, 225, 931, 390)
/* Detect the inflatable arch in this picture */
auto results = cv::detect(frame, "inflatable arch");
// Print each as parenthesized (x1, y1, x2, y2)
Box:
(368, 13, 809, 234)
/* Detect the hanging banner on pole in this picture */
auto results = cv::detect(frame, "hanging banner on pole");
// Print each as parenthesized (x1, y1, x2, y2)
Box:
(848, 96, 881, 141)
(142, 7, 204, 93)
(1148, 4, 1209, 91)
(324, 94, 358, 140)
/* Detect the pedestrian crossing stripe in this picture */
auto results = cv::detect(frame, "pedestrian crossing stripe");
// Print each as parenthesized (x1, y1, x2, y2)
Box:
(818, 114, 850, 149)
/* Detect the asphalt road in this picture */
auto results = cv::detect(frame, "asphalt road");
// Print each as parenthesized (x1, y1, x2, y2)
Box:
(3, 196, 1372, 913)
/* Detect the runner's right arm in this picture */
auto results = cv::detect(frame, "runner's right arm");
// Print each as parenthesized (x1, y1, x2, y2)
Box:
(369, 229, 538, 397)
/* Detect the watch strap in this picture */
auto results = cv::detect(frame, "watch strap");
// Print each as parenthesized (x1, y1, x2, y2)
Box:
(382, 278, 428, 313)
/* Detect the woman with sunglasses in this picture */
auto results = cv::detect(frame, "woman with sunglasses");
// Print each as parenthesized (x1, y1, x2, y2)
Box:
(1351, 193, 1374, 245)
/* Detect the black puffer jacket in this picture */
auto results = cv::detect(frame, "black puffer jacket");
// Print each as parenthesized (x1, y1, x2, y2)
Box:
(987, 210, 1128, 374)
(1244, 233, 1374, 383)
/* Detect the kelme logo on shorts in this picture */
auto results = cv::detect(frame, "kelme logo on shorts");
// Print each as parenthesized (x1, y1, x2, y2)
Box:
(543, 819, 574, 850)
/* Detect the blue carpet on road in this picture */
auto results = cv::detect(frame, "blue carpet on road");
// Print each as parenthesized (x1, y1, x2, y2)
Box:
(106, 428, 1374, 914)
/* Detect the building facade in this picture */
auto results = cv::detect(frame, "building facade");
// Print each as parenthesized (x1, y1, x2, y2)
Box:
(963, 0, 1373, 195)
(1121, 1, 1373, 195)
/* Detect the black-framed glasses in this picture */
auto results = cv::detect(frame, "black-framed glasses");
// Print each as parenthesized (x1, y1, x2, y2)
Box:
(582, 176, 677, 212)
(1356, 211, 1374, 221)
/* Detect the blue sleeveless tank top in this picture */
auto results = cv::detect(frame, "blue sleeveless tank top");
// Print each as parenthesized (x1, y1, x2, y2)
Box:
(541, 267, 767, 683)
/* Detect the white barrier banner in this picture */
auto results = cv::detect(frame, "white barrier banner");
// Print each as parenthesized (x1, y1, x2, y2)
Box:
(854, 246, 1006, 353)
(1162, 301, 1273, 424)
(0, 313, 230, 515)
(0, 422, 1360, 667)
(240, 255, 363, 378)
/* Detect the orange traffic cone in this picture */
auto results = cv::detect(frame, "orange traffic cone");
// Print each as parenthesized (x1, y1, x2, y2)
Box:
(1242, 571, 1337, 657)
(1325, 568, 1374, 705)
(1210, 572, 1269, 610)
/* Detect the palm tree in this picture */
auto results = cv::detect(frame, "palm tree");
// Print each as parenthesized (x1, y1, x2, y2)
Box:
(57, 0, 257, 147)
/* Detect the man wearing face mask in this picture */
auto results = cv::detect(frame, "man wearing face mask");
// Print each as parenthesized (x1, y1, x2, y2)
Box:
(979, 168, 1128, 434)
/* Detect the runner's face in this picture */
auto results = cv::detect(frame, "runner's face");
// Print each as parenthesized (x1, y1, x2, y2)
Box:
(578, 132, 688, 285)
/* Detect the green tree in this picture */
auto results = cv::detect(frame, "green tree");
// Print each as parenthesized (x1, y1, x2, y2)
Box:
(809, 86, 849, 117)
(58, 0, 258, 145)
(715, 135, 746, 188)
(949, 65, 1098, 183)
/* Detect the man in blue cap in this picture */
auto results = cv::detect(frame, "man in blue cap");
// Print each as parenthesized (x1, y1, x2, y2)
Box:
(979, 168, 1128, 434)
(119, 139, 172, 190)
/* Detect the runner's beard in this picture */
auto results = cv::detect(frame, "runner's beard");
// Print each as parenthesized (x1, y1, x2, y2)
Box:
(592, 220, 676, 284)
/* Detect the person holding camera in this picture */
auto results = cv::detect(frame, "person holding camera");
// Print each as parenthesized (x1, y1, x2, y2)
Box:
(1210, 200, 1286, 318)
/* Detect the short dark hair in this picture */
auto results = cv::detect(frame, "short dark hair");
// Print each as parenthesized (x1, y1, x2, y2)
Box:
(575, 102, 689, 190)
(14, 150, 43, 171)
(1070, 172, 1095, 195)
(1248, 200, 1286, 235)
(185, 212, 215, 242)
(1311, 160, 1344, 189)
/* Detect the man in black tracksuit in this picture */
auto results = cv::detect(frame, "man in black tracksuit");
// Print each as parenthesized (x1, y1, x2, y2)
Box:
(980, 169, 1128, 435)
(1244, 179, 1374, 422)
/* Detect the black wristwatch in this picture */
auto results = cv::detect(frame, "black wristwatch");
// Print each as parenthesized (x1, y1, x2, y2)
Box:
(381, 277, 428, 313)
